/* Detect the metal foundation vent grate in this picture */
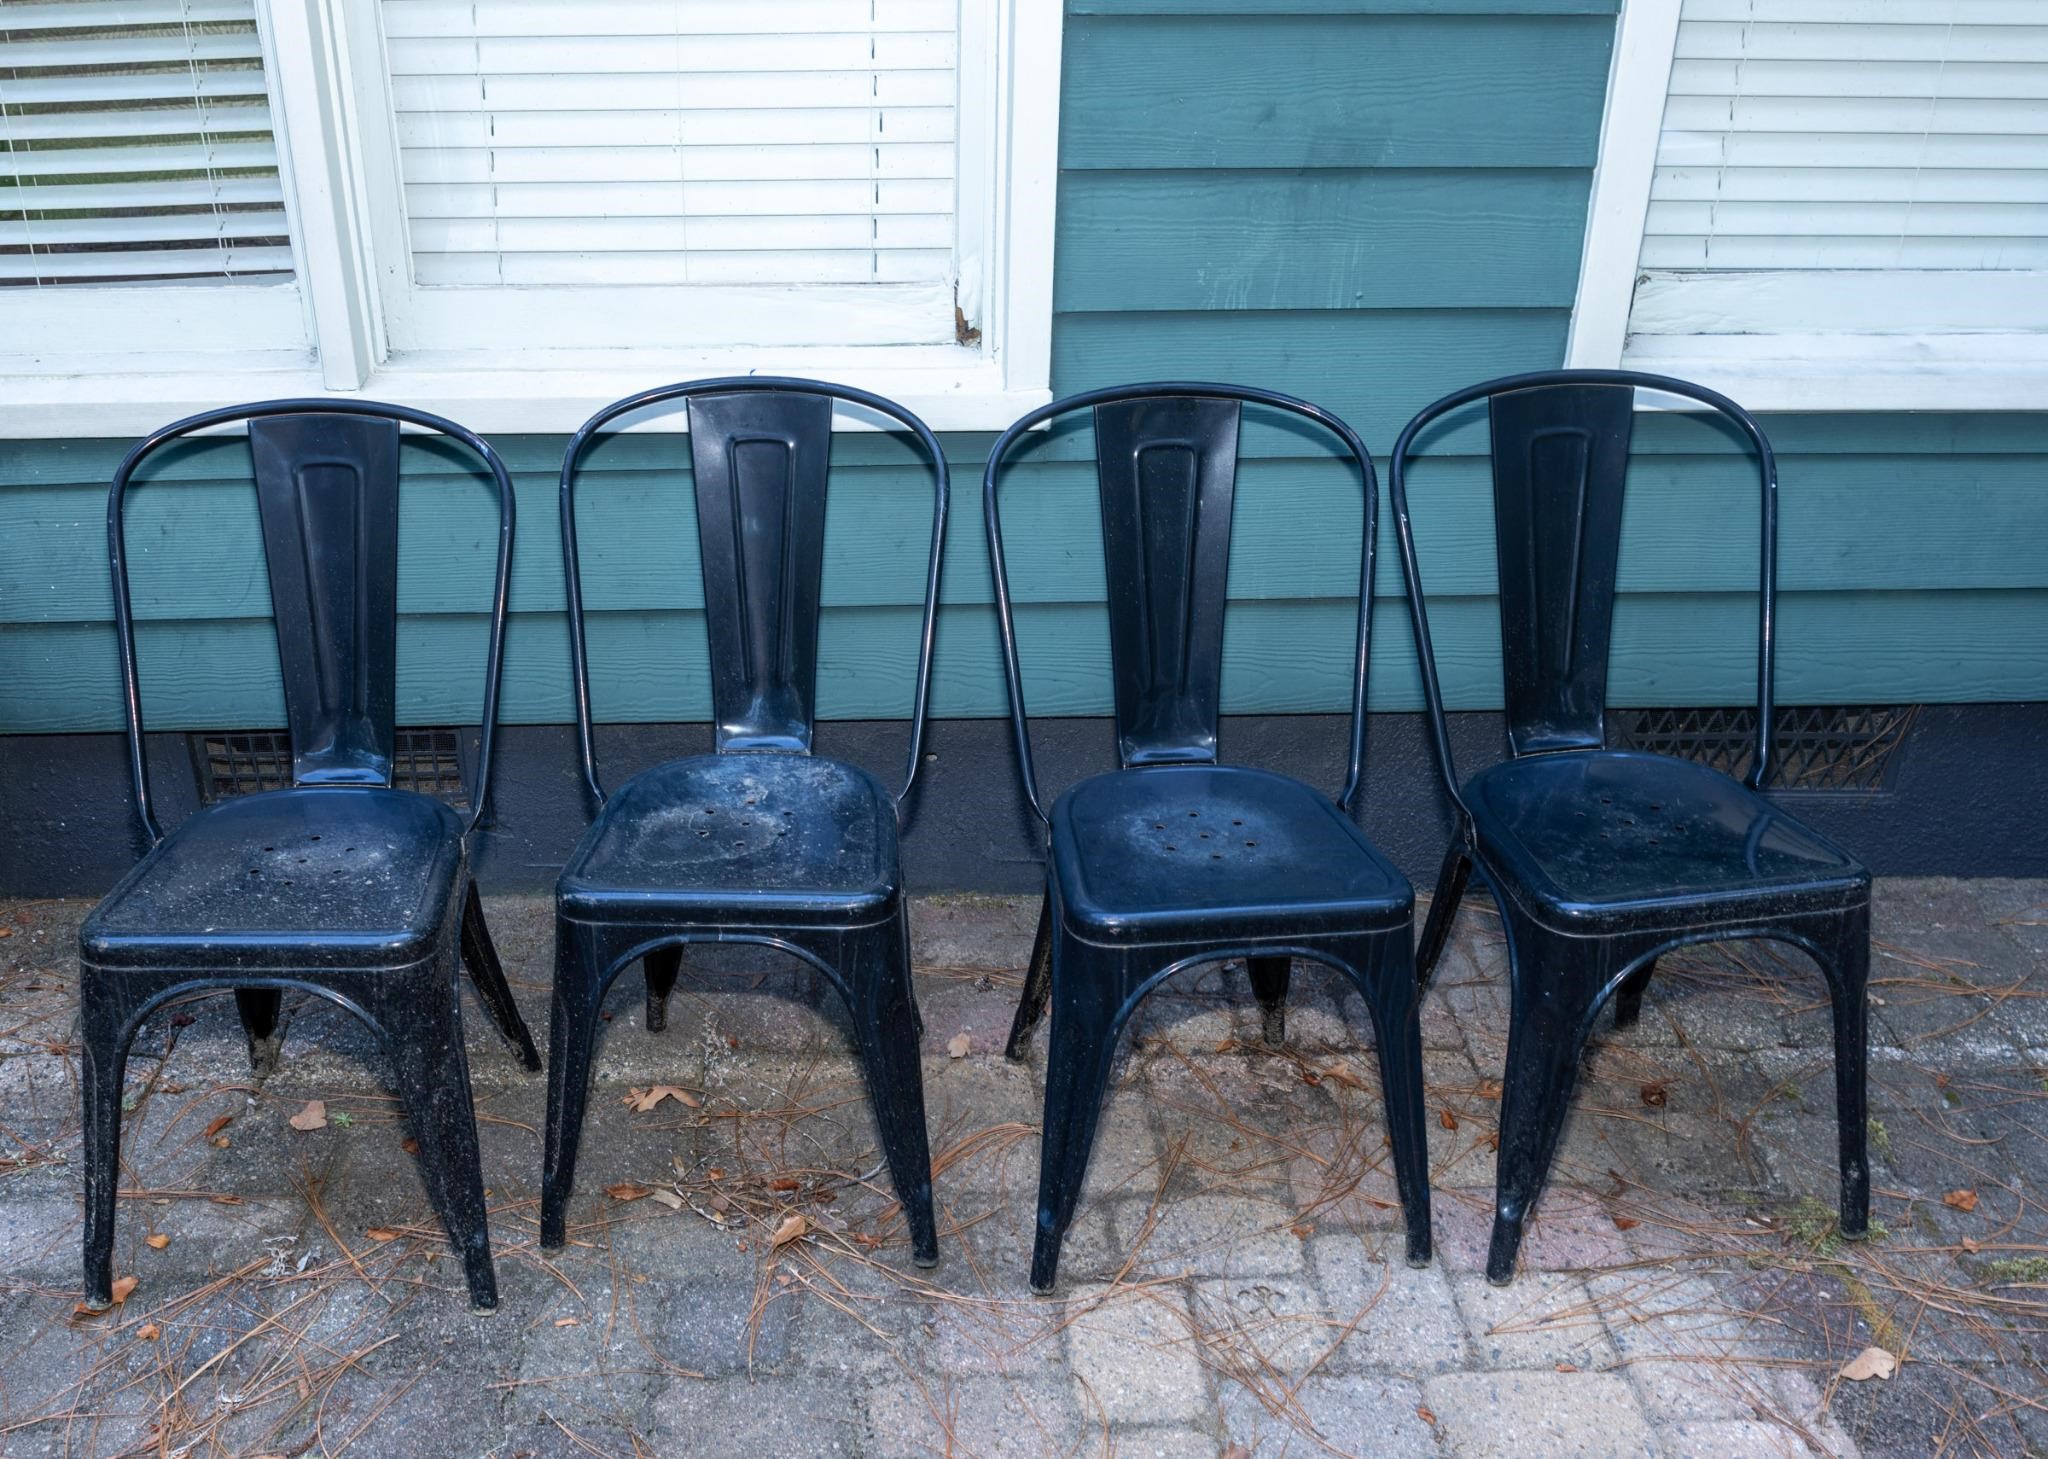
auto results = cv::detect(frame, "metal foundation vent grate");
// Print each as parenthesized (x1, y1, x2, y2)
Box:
(1609, 705, 1916, 792)
(191, 729, 471, 808)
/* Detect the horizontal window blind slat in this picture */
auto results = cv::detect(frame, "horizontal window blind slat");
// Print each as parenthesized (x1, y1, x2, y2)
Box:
(410, 246, 953, 286)
(1682, 1, 2042, 20)
(0, 9, 293, 290)
(1653, 164, 2048, 204)
(379, 0, 953, 39)
(0, 100, 272, 140)
(1, 138, 277, 177)
(386, 32, 955, 76)
(1677, 20, 2048, 64)
(1669, 59, 2048, 101)
(404, 177, 953, 219)
(1660, 94, 2048, 135)
(1640, 235, 2048, 268)
(0, 243, 293, 281)
(393, 107, 955, 149)
(1660, 129, 2048, 169)
(394, 140, 953, 184)
(389, 69, 954, 113)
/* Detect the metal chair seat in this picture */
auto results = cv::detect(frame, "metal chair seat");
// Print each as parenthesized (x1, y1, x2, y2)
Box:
(83, 788, 464, 970)
(1464, 750, 1867, 929)
(1052, 764, 1410, 945)
(559, 753, 898, 924)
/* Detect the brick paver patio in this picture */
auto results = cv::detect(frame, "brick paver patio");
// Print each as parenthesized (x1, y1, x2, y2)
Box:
(0, 879, 2042, 1457)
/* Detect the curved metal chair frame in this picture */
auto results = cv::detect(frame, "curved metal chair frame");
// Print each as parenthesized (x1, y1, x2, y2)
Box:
(545, 377, 948, 1265)
(987, 382, 1429, 1292)
(1390, 368, 1870, 1284)
(84, 399, 538, 1312)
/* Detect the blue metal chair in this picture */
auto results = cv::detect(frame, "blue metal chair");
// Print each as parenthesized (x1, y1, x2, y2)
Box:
(543, 378, 947, 1265)
(1389, 368, 1871, 1284)
(987, 383, 1431, 1293)
(81, 401, 538, 1312)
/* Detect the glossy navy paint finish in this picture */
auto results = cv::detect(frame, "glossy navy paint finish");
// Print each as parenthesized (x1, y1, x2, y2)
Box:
(986, 383, 1429, 1293)
(547, 378, 946, 1267)
(83, 400, 540, 1312)
(1390, 369, 1871, 1285)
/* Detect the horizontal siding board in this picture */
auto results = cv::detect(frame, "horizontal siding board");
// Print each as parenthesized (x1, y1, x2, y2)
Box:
(1058, 15, 1614, 170)
(10, 452, 2048, 625)
(1053, 169, 1592, 312)
(3, 589, 2041, 734)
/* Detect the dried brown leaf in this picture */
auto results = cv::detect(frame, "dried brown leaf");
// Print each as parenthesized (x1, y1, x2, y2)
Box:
(144, 1233, 169, 1251)
(771, 1213, 808, 1248)
(769, 1177, 801, 1192)
(606, 1183, 651, 1202)
(287, 1099, 327, 1132)
(1944, 1188, 1979, 1213)
(1438, 1108, 1458, 1131)
(947, 1032, 972, 1059)
(365, 1228, 401, 1242)
(137, 1322, 161, 1341)
(1840, 1346, 1897, 1382)
(202, 1115, 233, 1140)
(110, 1276, 137, 1304)
(1639, 1082, 1668, 1108)
(649, 1188, 684, 1210)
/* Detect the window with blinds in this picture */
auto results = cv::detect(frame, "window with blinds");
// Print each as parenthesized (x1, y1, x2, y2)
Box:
(0, 0, 293, 288)
(1642, 0, 2048, 275)
(378, 0, 959, 292)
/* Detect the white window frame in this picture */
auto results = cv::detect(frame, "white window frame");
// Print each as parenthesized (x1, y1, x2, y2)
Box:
(1, 0, 1060, 435)
(1566, 0, 2048, 412)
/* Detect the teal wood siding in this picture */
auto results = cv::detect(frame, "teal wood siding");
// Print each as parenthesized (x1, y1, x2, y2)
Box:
(3, 0, 2045, 735)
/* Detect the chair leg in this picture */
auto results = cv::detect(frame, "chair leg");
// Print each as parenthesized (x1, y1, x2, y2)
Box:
(234, 987, 284, 1076)
(374, 963, 497, 1311)
(1247, 955, 1291, 1047)
(1030, 935, 1125, 1294)
(459, 881, 542, 1071)
(542, 919, 609, 1250)
(1004, 884, 1055, 1060)
(79, 972, 134, 1310)
(1488, 912, 1613, 1285)
(1351, 933, 1432, 1268)
(837, 908, 939, 1267)
(1612, 958, 1657, 1030)
(1817, 906, 1872, 1239)
(1416, 841, 1473, 988)
(643, 944, 682, 1033)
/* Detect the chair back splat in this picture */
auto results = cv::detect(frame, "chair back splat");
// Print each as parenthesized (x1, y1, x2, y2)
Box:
(1487, 383, 1634, 758)
(248, 414, 404, 786)
(1094, 396, 1241, 767)
(686, 390, 834, 753)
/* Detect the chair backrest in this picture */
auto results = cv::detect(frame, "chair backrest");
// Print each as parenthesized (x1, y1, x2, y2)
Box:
(559, 377, 949, 816)
(108, 400, 518, 844)
(1387, 369, 1780, 814)
(984, 382, 1381, 824)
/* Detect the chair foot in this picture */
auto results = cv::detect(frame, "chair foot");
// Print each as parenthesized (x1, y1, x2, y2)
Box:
(643, 945, 682, 1032)
(1004, 888, 1055, 1060)
(1485, 1211, 1524, 1285)
(1248, 956, 1290, 1046)
(234, 988, 284, 1076)
(1613, 959, 1655, 1029)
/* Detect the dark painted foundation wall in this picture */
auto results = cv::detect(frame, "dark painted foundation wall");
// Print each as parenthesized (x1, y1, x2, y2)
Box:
(5, 705, 2044, 902)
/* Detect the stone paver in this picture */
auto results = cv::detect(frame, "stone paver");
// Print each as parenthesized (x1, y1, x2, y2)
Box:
(0, 881, 2042, 1457)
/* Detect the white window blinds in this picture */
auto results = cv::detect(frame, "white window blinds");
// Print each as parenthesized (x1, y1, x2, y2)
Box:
(1642, 0, 2048, 272)
(0, 0, 293, 287)
(379, 0, 960, 290)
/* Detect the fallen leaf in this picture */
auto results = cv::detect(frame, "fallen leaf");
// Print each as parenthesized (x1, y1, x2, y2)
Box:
(1961, 1236, 1981, 1253)
(1478, 1078, 1504, 1101)
(137, 1322, 161, 1341)
(1840, 1346, 1897, 1382)
(202, 1115, 233, 1140)
(401, 1137, 419, 1156)
(1322, 1061, 1369, 1092)
(287, 1100, 327, 1132)
(648, 1188, 684, 1210)
(1944, 1189, 1979, 1213)
(209, 1195, 244, 1206)
(707, 1168, 727, 1181)
(1300, 1070, 1323, 1087)
(1417, 1405, 1438, 1426)
(771, 1213, 808, 1248)
(365, 1228, 401, 1242)
(1612, 1216, 1640, 1232)
(213, 1136, 231, 1149)
(110, 1276, 137, 1304)
(946, 1032, 971, 1059)
(1213, 1038, 1235, 1054)
(606, 1183, 651, 1202)
(1438, 1108, 1458, 1131)
(1289, 1223, 1313, 1239)
(1555, 1362, 1578, 1373)
(1639, 1082, 1668, 1108)
(769, 1177, 801, 1192)
(1223, 1447, 1251, 1459)
(853, 1232, 884, 1248)
(144, 1234, 169, 1251)
(554, 1317, 580, 1328)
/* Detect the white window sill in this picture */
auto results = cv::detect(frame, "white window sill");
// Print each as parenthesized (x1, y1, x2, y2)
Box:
(1619, 333, 2048, 413)
(0, 344, 1048, 437)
